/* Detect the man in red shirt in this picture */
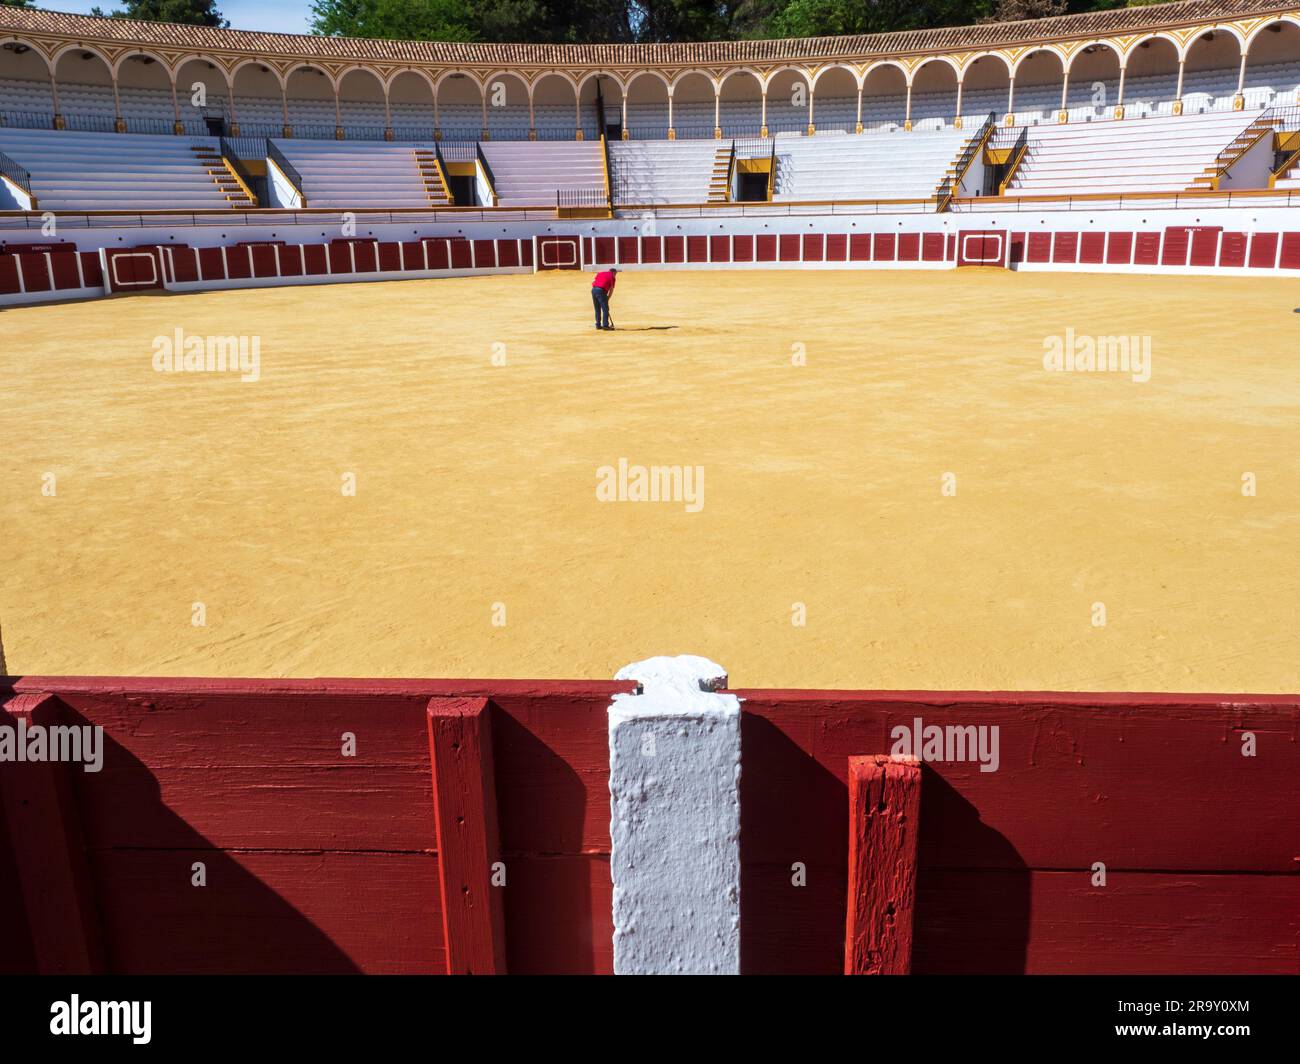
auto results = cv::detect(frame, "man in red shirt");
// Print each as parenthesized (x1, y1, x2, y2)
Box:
(591, 267, 617, 330)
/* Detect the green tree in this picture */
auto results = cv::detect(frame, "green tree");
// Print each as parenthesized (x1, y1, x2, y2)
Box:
(0, 0, 38, 7)
(91, 0, 229, 27)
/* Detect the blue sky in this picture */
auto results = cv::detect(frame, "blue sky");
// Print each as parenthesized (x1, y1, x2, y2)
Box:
(40, 1, 315, 35)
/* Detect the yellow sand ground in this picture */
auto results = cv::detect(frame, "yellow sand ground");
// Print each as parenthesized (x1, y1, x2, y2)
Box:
(2, 269, 1298, 691)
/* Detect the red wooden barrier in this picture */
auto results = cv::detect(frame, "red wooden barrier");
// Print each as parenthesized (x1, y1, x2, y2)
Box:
(0, 693, 105, 974)
(427, 697, 506, 975)
(845, 755, 920, 975)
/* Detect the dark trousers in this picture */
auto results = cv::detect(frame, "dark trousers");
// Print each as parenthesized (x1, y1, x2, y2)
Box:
(591, 286, 611, 327)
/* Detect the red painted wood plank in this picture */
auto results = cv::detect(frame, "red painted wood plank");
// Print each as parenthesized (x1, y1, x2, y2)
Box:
(427, 697, 506, 974)
(845, 755, 920, 975)
(0, 693, 104, 973)
(89, 849, 442, 974)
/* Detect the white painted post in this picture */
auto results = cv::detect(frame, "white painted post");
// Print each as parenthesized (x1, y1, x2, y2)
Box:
(608, 655, 741, 975)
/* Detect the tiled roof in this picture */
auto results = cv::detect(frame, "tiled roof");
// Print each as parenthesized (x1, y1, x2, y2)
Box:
(0, 1, 1294, 67)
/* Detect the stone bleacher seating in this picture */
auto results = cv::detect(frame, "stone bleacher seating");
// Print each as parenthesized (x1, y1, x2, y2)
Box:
(0, 127, 244, 209)
(270, 138, 433, 208)
(772, 127, 972, 201)
(1001, 109, 1260, 197)
(480, 140, 605, 206)
(608, 140, 721, 203)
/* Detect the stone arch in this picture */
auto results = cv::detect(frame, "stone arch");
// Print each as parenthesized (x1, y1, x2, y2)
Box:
(174, 55, 232, 134)
(0, 37, 57, 119)
(229, 59, 286, 135)
(811, 64, 857, 133)
(50, 44, 116, 131)
(623, 70, 671, 138)
(387, 68, 436, 139)
(480, 69, 530, 139)
(284, 63, 337, 139)
(1122, 34, 1183, 117)
(1064, 41, 1123, 119)
(764, 67, 812, 134)
(435, 70, 484, 139)
(910, 57, 960, 129)
(1242, 18, 1300, 107)
(860, 61, 907, 131)
(1010, 48, 1066, 124)
(530, 71, 579, 139)
(578, 72, 623, 140)
(717, 68, 762, 136)
(669, 69, 715, 137)
(957, 52, 1013, 123)
(1182, 27, 1249, 113)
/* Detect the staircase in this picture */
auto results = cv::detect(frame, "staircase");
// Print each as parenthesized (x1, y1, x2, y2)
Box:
(190, 144, 255, 208)
(709, 144, 731, 202)
(1188, 112, 1280, 190)
(414, 148, 451, 205)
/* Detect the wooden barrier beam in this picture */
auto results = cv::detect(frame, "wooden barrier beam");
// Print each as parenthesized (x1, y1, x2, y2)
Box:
(0, 693, 105, 974)
(426, 696, 506, 974)
(845, 754, 921, 975)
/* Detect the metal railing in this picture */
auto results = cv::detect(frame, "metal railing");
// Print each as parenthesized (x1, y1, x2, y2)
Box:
(219, 136, 261, 204)
(950, 187, 1300, 212)
(724, 139, 737, 202)
(437, 140, 477, 162)
(997, 125, 1031, 195)
(222, 136, 269, 160)
(0, 148, 33, 195)
(0, 206, 566, 230)
(432, 141, 453, 205)
(0, 110, 56, 130)
(557, 188, 608, 208)
(266, 139, 305, 200)
(601, 132, 614, 211)
(475, 142, 497, 203)
(935, 111, 996, 212)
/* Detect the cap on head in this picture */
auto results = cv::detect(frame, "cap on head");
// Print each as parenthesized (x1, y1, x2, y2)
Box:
(610, 267, 618, 273)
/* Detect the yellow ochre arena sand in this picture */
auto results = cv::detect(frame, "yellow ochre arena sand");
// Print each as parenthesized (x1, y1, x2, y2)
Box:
(3, 268, 1298, 691)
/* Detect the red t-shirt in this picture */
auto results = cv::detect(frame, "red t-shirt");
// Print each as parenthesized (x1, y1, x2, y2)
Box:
(592, 271, 617, 293)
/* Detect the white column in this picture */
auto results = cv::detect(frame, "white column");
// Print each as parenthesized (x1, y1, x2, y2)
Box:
(609, 656, 741, 976)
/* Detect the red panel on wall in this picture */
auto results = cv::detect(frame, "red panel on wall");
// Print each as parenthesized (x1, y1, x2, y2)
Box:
(327, 243, 351, 274)
(1009, 234, 1025, 265)
(778, 233, 800, 262)
(593, 236, 615, 265)
(825, 233, 847, 261)
(687, 235, 708, 262)
(278, 247, 303, 277)
(755, 234, 777, 262)
(471, 240, 496, 269)
(1160, 228, 1191, 266)
(79, 252, 103, 289)
(1279, 232, 1300, 269)
(664, 236, 685, 263)
(1218, 232, 1247, 268)
(617, 237, 640, 264)
(536, 236, 579, 270)
(896, 233, 920, 262)
(1106, 232, 1133, 264)
(167, 247, 198, 283)
(946, 234, 957, 261)
(1052, 232, 1078, 263)
(449, 240, 473, 269)
(50, 252, 82, 289)
(640, 237, 662, 264)
(1134, 232, 1161, 266)
(849, 233, 872, 261)
(302, 244, 329, 275)
(872, 233, 895, 261)
(496, 240, 520, 268)
(250, 246, 278, 278)
(347, 242, 375, 273)
(520, 240, 533, 267)
(730, 235, 752, 262)
(376, 242, 401, 272)
(225, 246, 253, 280)
(421, 239, 447, 271)
(801, 234, 824, 262)
(0, 254, 19, 294)
(710, 235, 731, 262)
(1189, 228, 1221, 267)
(921, 233, 945, 262)
(582, 237, 593, 265)
(1079, 232, 1105, 264)
(197, 247, 223, 280)
(17, 253, 51, 292)
(1026, 232, 1052, 263)
(1247, 233, 1278, 269)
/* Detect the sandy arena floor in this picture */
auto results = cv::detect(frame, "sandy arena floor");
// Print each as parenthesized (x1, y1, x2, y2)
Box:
(2, 268, 1298, 691)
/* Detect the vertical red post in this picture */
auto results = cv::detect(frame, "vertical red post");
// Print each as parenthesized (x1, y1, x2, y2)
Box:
(845, 754, 921, 975)
(426, 696, 506, 974)
(0, 693, 105, 974)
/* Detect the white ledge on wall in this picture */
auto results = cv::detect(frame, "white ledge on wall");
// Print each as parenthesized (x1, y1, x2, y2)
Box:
(608, 655, 742, 975)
